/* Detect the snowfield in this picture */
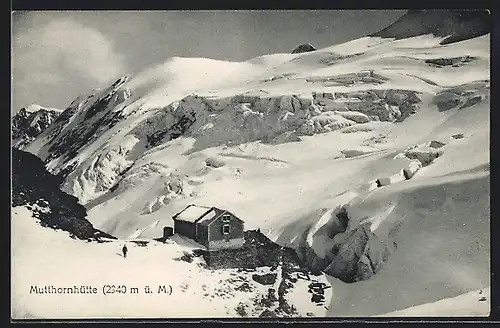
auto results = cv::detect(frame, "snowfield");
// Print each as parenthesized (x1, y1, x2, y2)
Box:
(14, 27, 490, 318)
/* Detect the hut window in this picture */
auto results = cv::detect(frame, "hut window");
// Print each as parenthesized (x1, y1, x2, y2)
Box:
(222, 215, 231, 223)
(222, 224, 230, 234)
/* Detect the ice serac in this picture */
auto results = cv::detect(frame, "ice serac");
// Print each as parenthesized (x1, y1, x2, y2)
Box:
(297, 205, 397, 283)
(136, 89, 422, 153)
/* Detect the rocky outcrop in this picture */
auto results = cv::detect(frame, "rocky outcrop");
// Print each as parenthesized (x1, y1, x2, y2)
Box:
(147, 112, 197, 148)
(252, 273, 277, 285)
(433, 91, 463, 112)
(461, 94, 485, 109)
(42, 76, 131, 165)
(425, 56, 477, 68)
(12, 148, 115, 241)
(205, 157, 226, 168)
(376, 177, 392, 187)
(433, 81, 488, 112)
(291, 43, 317, 54)
(428, 140, 447, 149)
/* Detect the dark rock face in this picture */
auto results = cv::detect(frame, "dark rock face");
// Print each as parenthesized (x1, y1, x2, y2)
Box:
(425, 56, 477, 68)
(205, 157, 226, 168)
(429, 140, 447, 149)
(292, 43, 317, 54)
(46, 91, 128, 164)
(146, 110, 197, 148)
(376, 177, 392, 187)
(370, 9, 490, 44)
(432, 82, 488, 112)
(12, 107, 61, 149)
(11, 148, 115, 242)
(252, 273, 277, 285)
(37, 77, 131, 170)
(433, 92, 463, 112)
(259, 309, 278, 317)
(460, 94, 485, 109)
(309, 282, 329, 304)
(403, 168, 413, 180)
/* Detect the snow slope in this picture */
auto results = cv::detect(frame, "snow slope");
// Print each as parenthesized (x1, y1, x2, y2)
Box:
(377, 287, 490, 317)
(12, 206, 331, 319)
(18, 30, 490, 317)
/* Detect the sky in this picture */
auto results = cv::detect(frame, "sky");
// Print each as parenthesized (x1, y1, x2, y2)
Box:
(11, 10, 406, 113)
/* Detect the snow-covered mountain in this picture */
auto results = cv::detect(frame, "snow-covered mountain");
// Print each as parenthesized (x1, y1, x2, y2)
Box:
(23, 33, 490, 237)
(14, 10, 490, 318)
(370, 9, 491, 44)
(12, 104, 63, 149)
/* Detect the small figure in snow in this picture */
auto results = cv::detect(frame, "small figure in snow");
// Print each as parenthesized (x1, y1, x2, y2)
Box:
(122, 245, 128, 258)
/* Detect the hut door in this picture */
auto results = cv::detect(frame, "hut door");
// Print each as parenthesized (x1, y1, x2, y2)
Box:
(222, 224, 230, 242)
